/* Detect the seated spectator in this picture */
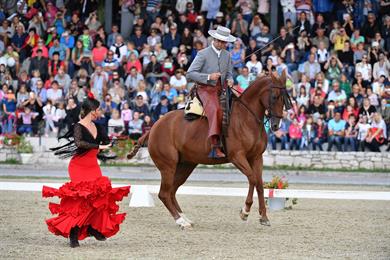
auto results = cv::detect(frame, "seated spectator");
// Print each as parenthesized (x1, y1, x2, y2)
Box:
(357, 115, 371, 151)
(327, 80, 347, 113)
(154, 43, 168, 62)
(150, 81, 163, 111)
(294, 85, 309, 108)
(16, 83, 29, 108)
(125, 67, 144, 99)
(302, 53, 321, 84)
(230, 39, 246, 73)
(355, 54, 372, 82)
(108, 109, 125, 137)
(48, 52, 65, 77)
(101, 94, 118, 122)
(373, 53, 390, 81)
(90, 66, 108, 101)
(236, 67, 251, 93)
(17, 106, 38, 136)
(54, 102, 66, 136)
(161, 82, 177, 106)
(269, 111, 290, 150)
(47, 80, 63, 105)
(169, 69, 187, 91)
(130, 26, 147, 52)
(324, 54, 343, 81)
(245, 54, 262, 79)
(142, 115, 153, 134)
(126, 53, 142, 74)
(42, 100, 57, 136)
(307, 95, 326, 120)
(367, 87, 379, 107)
(128, 111, 143, 140)
(102, 50, 119, 77)
(344, 114, 358, 151)
(145, 54, 163, 87)
(365, 113, 387, 152)
(92, 38, 108, 67)
(29, 49, 48, 81)
(135, 80, 149, 103)
(288, 118, 302, 150)
(331, 27, 349, 52)
(54, 67, 71, 95)
(301, 116, 316, 150)
(162, 24, 181, 55)
(312, 117, 327, 151)
(327, 112, 346, 151)
(132, 95, 149, 119)
(64, 98, 79, 130)
(108, 79, 125, 105)
(147, 29, 161, 50)
(153, 95, 173, 122)
(359, 97, 377, 122)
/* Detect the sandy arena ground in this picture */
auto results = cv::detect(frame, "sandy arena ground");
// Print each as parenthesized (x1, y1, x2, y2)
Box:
(0, 184, 390, 260)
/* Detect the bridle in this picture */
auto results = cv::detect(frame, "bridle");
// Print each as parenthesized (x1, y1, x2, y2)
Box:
(230, 82, 291, 130)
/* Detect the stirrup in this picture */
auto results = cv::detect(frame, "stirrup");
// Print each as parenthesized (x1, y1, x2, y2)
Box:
(208, 147, 226, 159)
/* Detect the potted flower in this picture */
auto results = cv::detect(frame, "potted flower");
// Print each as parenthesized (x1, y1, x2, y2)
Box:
(16, 136, 33, 164)
(264, 176, 294, 211)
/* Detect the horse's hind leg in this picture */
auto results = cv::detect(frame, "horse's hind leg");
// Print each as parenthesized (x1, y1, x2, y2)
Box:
(172, 163, 197, 225)
(252, 156, 270, 226)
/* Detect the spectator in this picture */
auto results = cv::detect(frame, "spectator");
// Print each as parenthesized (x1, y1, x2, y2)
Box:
(162, 24, 181, 55)
(359, 97, 377, 122)
(17, 106, 38, 136)
(302, 53, 321, 84)
(108, 109, 125, 137)
(128, 111, 143, 140)
(327, 80, 347, 113)
(102, 50, 120, 76)
(169, 70, 187, 91)
(312, 117, 327, 151)
(152, 95, 172, 122)
(269, 111, 290, 150)
(2, 88, 16, 133)
(29, 49, 48, 81)
(344, 114, 358, 151)
(327, 111, 346, 151)
(132, 95, 149, 119)
(355, 54, 372, 82)
(288, 118, 302, 150)
(142, 115, 153, 134)
(365, 113, 387, 152)
(373, 53, 390, 80)
(357, 115, 371, 151)
(42, 100, 57, 137)
(301, 116, 316, 150)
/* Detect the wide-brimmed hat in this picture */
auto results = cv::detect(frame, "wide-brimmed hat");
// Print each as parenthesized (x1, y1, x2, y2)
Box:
(208, 26, 236, 42)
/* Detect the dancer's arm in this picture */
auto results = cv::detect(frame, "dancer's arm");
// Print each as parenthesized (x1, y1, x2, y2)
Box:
(73, 123, 99, 150)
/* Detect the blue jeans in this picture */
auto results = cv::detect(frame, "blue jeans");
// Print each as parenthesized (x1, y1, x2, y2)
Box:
(18, 124, 33, 135)
(312, 137, 326, 151)
(2, 115, 15, 134)
(269, 134, 289, 150)
(290, 138, 301, 150)
(344, 137, 357, 151)
(327, 135, 344, 151)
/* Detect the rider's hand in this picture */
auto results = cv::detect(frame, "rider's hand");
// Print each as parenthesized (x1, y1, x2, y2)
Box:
(99, 144, 112, 150)
(227, 79, 234, 86)
(209, 72, 221, 81)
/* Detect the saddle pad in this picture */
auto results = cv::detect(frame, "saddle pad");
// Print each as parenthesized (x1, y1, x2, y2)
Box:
(184, 96, 205, 117)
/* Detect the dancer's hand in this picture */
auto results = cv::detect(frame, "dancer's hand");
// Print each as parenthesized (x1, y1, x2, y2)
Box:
(99, 144, 112, 150)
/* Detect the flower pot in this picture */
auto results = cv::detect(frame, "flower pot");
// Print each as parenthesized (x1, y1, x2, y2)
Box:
(20, 153, 33, 164)
(268, 197, 286, 211)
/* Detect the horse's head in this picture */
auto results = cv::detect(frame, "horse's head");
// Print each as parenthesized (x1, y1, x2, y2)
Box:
(262, 70, 292, 132)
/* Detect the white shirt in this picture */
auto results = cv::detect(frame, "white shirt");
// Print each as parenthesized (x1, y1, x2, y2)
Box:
(211, 41, 221, 58)
(170, 76, 187, 89)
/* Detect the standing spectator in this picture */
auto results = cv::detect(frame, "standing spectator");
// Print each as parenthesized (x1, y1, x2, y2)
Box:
(344, 114, 358, 151)
(2, 89, 16, 133)
(121, 102, 133, 134)
(327, 111, 346, 151)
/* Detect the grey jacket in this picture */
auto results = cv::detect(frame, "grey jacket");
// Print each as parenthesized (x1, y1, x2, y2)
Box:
(186, 45, 233, 86)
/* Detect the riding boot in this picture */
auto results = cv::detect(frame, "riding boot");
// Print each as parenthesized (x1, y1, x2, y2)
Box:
(208, 135, 226, 158)
(69, 226, 80, 248)
(88, 225, 106, 241)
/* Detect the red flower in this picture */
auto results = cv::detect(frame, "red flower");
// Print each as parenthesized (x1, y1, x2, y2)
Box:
(277, 180, 283, 189)
(87, 91, 95, 100)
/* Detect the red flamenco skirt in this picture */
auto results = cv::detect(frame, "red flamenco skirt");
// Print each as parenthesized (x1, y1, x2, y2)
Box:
(42, 149, 130, 240)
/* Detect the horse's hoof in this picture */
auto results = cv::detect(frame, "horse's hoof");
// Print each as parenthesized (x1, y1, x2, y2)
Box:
(179, 213, 194, 226)
(175, 217, 193, 230)
(239, 208, 249, 221)
(259, 218, 271, 226)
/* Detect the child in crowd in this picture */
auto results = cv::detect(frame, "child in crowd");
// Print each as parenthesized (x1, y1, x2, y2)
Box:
(121, 102, 132, 134)
(128, 111, 143, 140)
(43, 100, 57, 136)
(289, 118, 302, 150)
(17, 106, 38, 136)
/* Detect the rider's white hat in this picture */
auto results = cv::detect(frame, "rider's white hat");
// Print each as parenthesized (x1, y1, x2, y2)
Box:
(208, 26, 236, 43)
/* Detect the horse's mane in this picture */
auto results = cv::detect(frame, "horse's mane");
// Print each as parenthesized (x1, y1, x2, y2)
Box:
(239, 75, 273, 99)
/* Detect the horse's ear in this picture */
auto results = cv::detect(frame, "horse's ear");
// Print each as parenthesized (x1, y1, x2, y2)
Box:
(280, 69, 287, 86)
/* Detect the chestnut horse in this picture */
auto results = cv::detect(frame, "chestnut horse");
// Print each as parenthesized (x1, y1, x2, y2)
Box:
(127, 72, 289, 228)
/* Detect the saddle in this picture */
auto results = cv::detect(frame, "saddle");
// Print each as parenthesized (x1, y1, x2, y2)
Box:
(184, 86, 233, 137)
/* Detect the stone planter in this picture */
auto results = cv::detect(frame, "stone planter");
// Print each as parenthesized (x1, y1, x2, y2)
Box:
(268, 197, 286, 211)
(20, 153, 33, 164)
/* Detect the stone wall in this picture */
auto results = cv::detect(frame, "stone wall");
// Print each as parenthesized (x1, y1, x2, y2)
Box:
(1, 144, 389, 170)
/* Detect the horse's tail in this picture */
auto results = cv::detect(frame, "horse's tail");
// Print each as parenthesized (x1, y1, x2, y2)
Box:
(127, 131, 150, 159)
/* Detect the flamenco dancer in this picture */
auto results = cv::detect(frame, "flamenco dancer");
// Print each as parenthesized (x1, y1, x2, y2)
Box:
(42, 92, 130, 248)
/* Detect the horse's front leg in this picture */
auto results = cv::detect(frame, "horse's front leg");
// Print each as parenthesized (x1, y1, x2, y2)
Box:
(230, 152, 258, 221)
(240, 183, 254, 221)
(252, 156, 270, 226)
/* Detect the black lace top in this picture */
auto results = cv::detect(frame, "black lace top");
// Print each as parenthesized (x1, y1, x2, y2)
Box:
(51, 122, 110, 159)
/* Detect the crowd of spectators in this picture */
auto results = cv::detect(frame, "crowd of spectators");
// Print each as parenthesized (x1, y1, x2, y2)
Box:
(0, 0, 389, 153)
